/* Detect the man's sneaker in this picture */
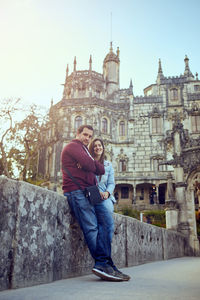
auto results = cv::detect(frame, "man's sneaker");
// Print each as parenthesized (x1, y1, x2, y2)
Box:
(112, 266, 131, 281)
(92, 265, 124, 282)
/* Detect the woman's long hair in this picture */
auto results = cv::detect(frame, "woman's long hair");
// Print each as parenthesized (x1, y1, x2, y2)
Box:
(89, 138, 105, 164)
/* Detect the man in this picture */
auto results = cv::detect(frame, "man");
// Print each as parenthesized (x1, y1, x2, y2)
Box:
(61, 125, 130, 281)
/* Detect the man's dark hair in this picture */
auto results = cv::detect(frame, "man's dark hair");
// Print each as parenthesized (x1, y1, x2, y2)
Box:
(77, 124, 94, 134)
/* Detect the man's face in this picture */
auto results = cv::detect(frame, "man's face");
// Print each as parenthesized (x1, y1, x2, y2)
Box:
(77, 128, 93, 146)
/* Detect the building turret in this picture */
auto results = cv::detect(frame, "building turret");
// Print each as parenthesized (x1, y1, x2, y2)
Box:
(103, 42, 120, 95)
(184, 55, 194, 78)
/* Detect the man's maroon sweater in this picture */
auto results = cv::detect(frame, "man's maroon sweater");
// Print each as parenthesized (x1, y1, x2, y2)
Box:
(61, 139, 105, 193)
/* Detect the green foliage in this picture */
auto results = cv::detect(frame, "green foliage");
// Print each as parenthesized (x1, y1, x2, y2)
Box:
(115, 206, 166, 228)
(143, 210, 166, 228)
(26, 177, 47, 186)
(117, 206, 140, 220)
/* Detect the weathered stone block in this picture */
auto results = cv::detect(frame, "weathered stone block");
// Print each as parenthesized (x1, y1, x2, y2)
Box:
(126, 218, 163, 266)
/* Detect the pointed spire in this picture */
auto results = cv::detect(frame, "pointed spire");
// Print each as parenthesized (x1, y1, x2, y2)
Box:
(66, 64, 69, 77)
(89, 55, 92, 71)
(73, 56, 76, 72)
(51, 98, 53, 106)
(157, 58, 164, 84)
(117, 47, 120, 57)
(129, 79, 133, 95)
(184, 55, 193, 77)
(158, 58, 163, 75)
(129, 79, 133, 89)
(110, 41, 113, 52)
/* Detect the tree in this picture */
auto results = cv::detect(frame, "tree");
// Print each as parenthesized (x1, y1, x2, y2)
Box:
(11, 104, 61, 181)
(0, 98, 21, 177)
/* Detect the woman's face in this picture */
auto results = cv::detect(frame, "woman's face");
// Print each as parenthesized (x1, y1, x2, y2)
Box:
(93, 140, 104, 157)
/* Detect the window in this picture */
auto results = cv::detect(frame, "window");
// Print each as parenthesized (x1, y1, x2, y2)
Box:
(191, 115, 200, 132)
(170, 88, 178, 101)
(121, 187, 129, 199)
(75, 116, 82, 130)
(96, 90, 100, 97)
(102, 118, 108, 134)
(152, 117, 162, 134)
(119, 160, 126, 172)
(119, 121, 125, 136)
(194, 85, 200, 92)
(153, 159, 163, 171)
(140, 188, 144, 200)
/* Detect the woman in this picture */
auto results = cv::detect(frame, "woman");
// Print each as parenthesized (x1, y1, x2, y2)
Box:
(89, 138, 116, 214)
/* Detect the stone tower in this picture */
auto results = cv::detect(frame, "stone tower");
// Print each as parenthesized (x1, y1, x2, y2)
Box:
(103, 42, 120, 95)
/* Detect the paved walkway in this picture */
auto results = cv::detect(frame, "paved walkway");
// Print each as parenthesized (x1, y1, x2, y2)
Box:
(0, 257, 200, 300)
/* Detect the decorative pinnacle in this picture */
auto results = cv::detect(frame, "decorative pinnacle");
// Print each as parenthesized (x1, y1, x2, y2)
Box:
(158, 58, 163, 74)
(66, 64, 69, 76)
(110, 41, 113, 52)
(129, 79, 133, 89)
(89, 55, 92, 71)
(184, 54, 193, 77)
(117, 47, 120, 57)
(73, 56, 76, 72)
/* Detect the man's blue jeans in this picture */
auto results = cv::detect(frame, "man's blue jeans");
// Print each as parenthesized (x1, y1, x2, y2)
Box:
(64, 190, 114, 268)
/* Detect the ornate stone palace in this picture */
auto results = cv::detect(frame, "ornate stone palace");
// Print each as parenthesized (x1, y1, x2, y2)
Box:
(38, 43, 200, 251)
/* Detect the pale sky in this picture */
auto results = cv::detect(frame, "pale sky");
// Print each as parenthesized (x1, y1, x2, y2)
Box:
(0, 0, 200, 108)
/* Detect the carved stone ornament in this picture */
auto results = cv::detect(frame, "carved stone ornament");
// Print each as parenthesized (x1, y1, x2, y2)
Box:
(167, 110, 186, 121)
(182, 149, 200, 173)
(172, 153, 184, 167)
(187, 102, 200, 115)
(165, 199, 178, 210)
(175, 182, 187, 188)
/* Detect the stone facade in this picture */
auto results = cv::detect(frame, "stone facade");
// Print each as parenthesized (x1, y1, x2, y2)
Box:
(38, 44, 200, 247)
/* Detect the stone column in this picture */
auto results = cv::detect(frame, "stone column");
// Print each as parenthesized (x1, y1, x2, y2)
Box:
(174, 166, 189, 235)
(132, 184, 136, 205)
(165, 172, 178, 230)
(172, 124, 189, 235)
(186, 186, 200, 254)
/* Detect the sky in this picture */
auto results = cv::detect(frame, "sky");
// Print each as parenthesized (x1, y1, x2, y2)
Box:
(0, 0, 200, 109)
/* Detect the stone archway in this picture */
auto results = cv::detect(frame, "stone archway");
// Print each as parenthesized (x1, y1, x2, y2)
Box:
(186, 168, 200, 252)
(114, 183, 133, 207)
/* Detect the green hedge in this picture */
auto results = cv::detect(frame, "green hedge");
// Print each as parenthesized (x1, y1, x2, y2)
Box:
(115, 207, 166, 228)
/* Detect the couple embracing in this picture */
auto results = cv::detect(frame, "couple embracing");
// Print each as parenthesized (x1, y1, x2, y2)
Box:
(61, 125, 130, 282)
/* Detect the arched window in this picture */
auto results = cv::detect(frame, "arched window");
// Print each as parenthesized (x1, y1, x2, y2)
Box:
(102, 118, 108, 134)
(119, 121, 125, 136)
(119, 160, 126, 172)
(75, 116, 82, 131)
(191, 115, 200, 132)
(152, 117, 162, 134)
(170, 88, 178, 101)
(121, 187, 129, 199)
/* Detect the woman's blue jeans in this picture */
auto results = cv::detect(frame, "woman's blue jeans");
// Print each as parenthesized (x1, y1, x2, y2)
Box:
(64, 190, 114, 268)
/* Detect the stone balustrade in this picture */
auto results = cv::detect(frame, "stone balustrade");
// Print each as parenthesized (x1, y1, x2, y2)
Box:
(0, 176, 194, 291)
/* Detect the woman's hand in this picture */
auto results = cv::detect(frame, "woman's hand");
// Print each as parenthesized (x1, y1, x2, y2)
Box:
(101, 191, 110, 200)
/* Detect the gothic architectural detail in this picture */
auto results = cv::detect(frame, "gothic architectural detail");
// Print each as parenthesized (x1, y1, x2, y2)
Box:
(38, 45, 200, 250)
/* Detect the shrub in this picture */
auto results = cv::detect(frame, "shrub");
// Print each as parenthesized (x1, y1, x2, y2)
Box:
(115, 206, 166, 228)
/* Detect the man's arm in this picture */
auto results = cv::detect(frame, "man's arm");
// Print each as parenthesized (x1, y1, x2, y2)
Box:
(65, 142, 104, 174)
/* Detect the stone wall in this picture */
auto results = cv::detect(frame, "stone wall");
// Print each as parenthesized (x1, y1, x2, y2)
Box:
(0, 177, 194, 291)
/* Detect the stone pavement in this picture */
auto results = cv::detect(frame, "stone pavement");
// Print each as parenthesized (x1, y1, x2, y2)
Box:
(0, 257, 200, 300)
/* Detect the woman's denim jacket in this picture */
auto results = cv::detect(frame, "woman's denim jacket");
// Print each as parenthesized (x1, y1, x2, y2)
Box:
(96, 160, 116, 203)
